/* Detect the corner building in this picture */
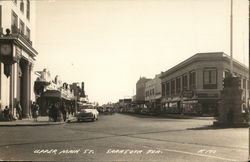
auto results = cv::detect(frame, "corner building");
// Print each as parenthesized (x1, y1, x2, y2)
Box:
(0, 0, 38, 118)
(160, 52, 249, 115)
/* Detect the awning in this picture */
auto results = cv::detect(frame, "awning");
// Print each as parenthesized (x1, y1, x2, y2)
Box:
(42, 90, 61, 98)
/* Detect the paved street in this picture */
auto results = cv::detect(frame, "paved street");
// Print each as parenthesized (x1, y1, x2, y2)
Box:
(0, 113, 248, 162)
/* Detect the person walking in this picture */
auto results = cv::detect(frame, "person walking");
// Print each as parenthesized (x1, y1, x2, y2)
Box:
(16, 101, 22, 120)
(32, 102, 39, 122)
(3, 106, 10, 121)
(47, 103, 52, 122)
(61, 102, 67, 122)
(51, 103, 58, 122)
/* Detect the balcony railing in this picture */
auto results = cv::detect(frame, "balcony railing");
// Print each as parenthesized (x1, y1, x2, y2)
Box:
(11, 25, 32, 46)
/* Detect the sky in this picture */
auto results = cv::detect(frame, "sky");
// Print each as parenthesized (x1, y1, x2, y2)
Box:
(34, 0, 249, 105)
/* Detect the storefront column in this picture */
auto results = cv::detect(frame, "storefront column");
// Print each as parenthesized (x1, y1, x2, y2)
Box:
(28, 63, 32, 116)
(9, 64, 14, 114)
(0, 63, 1, 109)
(22, 63, 30, 118)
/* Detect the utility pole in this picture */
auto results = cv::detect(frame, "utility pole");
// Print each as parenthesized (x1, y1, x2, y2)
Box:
(230, 0, 233, 74)
(246, 0, 250, 160)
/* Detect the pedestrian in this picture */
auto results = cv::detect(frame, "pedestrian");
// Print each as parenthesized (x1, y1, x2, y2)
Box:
(51, 103, 58, 122)
(47, 103, 52, 122)
(16, 101, 22, 120)
(3, 106, 10, 121)
(61, 102, 67, 122)
(242, 104, 249, 122)
(32, 102, 39, 122)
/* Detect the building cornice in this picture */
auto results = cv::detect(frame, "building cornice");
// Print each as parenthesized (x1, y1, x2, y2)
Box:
(0, 34, 38, 59)
(160, 52, 248, 79)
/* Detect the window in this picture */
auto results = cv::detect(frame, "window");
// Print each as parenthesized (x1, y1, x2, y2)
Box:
(243, 78, 246, 89)
(19, 20, 25, 35)
(203, 68, 217, 89)
(182, 75, 188, 91)
(171, 80, 175, 95)
(162, 83, 166, 97)
(20, 0, 24, 13)
(224, 70, 230, 78)
(26, 27, 30, 40)
(26, 0, 30, 20)
(176, 77, 181, 94)
(11, 11, 18, 33)
(166, 82, 170, 97)
(189, 71, 196, 90)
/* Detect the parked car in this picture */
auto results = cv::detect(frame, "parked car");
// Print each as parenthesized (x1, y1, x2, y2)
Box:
(76, 104, 99, 122)
(103, 107, 115, 115)
(96, 106, 105, 114)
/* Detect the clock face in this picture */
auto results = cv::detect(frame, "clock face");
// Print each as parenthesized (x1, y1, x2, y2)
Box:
(0, 44, 12, 56)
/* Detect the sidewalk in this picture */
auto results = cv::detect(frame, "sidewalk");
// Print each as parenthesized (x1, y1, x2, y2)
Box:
(0, 115, 77, 127)
(159, 113, 215, 120)
(122, 112, 215, 120)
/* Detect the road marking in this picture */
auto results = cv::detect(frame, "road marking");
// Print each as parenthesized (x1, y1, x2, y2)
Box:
(160, 148, 240, 162)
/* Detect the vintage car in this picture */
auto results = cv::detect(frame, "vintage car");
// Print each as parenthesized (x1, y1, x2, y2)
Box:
(76, 104, 99, 122)
(103, 107, 115, 115)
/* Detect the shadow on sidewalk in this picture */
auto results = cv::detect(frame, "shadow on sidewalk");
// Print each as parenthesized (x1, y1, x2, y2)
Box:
(187, 124, 248, 130)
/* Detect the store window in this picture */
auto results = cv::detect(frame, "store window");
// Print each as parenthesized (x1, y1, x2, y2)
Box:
(182, 75, 188, 91)
(176, 77, 181, 94)
(166, 82, 170, 97)
(189, 71, 196, 90)
(203, 68, 217, 89)
(171, 80, 175, 95)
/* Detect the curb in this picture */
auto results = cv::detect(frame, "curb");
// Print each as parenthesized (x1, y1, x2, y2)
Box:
(0, 115, 79, 127)
(0, 122, 66, 127)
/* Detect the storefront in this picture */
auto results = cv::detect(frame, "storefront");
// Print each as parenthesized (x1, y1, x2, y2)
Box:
(0, 32, 38, 118)
(161, 92, 219, 115)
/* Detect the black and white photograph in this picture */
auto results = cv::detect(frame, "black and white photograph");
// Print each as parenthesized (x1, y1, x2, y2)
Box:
(0, 0, 249, 161)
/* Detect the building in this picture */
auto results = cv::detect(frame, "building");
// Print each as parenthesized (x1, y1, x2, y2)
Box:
(70, 82, 86, 101)
(145, 73, 162, 113)
(135, 77, 151, 104)
(0, 0, 38, 118)
(160, 52, 249, 115)
(118, 98, 132, 112)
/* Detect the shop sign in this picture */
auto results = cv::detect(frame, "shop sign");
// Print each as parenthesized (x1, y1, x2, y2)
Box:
(197, 93, 219, 98)
(182, 100, 198, 104)
(182, 90, 194, 98)
(172, 97, 181, 101)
